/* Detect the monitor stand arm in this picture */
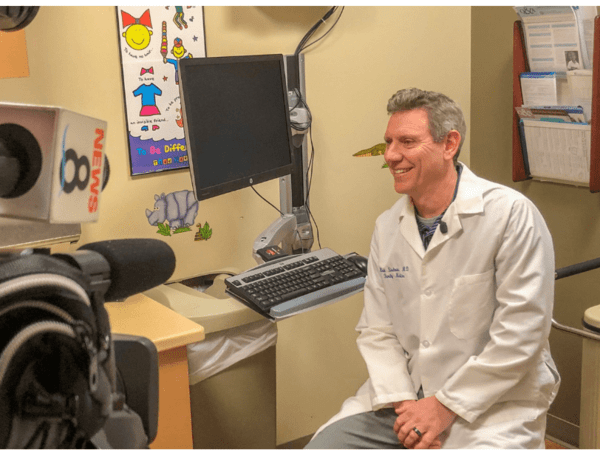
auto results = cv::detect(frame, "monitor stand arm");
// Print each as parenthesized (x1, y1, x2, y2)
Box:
(252, 54, 314, 265)
(252, 205, 314, 264)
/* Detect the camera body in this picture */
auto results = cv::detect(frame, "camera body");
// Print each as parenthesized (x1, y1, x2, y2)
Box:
(0, 248, 159, 449)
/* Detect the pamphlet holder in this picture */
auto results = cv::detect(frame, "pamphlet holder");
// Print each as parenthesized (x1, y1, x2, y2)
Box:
(513, 18, 600, 193)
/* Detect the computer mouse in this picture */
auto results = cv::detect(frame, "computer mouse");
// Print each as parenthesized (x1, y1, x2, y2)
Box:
(347, 254, 368, 275)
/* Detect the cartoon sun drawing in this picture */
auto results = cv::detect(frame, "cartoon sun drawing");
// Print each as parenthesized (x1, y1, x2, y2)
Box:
(121, 9, 153, 51)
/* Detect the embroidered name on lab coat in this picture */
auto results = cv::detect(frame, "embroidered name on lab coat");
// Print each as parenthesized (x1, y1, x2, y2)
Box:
(380, 266, 408, 278)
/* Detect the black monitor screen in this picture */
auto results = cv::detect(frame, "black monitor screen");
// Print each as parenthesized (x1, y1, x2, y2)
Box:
(179, 54, 294, 201)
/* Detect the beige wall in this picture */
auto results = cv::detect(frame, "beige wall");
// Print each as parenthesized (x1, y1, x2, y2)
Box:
(471, 6, 600, 446)
(1, 6, 471, 446)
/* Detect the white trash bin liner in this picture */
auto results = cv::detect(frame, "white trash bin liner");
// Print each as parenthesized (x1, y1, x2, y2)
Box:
(187, 319, 277, 385)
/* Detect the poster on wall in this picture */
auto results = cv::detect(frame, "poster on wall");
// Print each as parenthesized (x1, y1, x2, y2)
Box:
(116, 6, 206, 176)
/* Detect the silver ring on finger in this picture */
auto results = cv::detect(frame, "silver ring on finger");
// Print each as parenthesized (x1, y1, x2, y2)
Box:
(413, 427, 423, 438)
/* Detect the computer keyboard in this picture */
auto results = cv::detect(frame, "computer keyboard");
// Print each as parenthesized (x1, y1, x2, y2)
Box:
(224, 248, 367, 320)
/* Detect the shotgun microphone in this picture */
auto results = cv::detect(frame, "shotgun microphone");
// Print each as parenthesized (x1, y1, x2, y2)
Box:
(77, 239, 176, 302)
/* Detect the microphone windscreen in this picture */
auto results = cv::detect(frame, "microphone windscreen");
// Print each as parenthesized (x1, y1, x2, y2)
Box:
(79, 239, 176, 301)
(440, 221, 448, 234)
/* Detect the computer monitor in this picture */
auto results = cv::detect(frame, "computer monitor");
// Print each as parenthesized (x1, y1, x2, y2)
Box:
(178, 54, 295, 201)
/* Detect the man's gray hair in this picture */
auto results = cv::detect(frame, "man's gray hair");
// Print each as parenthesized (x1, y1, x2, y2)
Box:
(387, 88, 466, 162)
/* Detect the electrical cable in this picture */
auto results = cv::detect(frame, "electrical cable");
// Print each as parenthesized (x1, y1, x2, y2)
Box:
(294, 6, 339, 55)
(290, 6, 344, 250)
(304, 128, 322, 249)
(289, 87, 312, 132)
(294, 228, 306, 254)
(251, 184, 283, 216)
(297, 7, 345, 54)
(304, 130, 315, 207)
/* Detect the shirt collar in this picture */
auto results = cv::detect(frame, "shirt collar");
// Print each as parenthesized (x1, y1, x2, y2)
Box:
(399, 162, 485, 222)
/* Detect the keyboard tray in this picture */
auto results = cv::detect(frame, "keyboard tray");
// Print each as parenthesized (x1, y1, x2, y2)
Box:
(225, 248, 366, 321)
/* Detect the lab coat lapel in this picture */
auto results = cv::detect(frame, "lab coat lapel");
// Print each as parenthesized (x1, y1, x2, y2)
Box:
(426, 165, 485, 254)
(398, 196, 426, 259)
(397, 164, 485, 258)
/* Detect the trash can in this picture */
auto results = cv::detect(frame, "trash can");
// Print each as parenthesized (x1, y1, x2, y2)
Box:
(144, 274, 277, 449)
(580, 304, 600, 449)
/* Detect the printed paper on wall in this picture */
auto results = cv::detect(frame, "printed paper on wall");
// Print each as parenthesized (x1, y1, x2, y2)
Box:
(116, 6, 206, 175)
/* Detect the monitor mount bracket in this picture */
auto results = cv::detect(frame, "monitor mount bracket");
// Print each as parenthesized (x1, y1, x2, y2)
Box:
(252, 205, 313, 264)
(252, 54, 314, 264)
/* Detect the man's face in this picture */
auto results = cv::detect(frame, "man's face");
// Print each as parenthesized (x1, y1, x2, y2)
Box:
(383, 108, 449, 197)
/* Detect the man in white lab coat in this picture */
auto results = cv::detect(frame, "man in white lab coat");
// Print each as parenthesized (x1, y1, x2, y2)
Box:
(307, 88, 560, 449)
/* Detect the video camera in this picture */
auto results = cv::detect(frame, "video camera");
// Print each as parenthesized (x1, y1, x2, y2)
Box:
(0, 100, 175, 448)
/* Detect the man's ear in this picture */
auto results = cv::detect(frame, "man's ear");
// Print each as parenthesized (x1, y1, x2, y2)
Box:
(444, 130, 461, 161)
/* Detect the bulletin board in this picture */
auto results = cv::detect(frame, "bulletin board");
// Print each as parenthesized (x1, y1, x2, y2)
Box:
(116, 6, 206, 176)
(0, 30, 29, 79)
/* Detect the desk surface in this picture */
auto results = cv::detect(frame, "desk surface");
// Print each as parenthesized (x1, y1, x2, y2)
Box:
(144, 281, 264, 334)
(105, 293, 205, 352)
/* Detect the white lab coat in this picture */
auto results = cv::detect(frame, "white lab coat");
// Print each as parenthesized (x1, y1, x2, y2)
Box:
(315, 164, 560, 448)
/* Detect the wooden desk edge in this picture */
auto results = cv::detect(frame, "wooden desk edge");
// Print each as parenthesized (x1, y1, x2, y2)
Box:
(105, 293, 205, 353)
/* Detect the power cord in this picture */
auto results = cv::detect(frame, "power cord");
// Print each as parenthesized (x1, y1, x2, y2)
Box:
(288, 6, 344, 250)
(251, 185, 283, 216)
(304, 128, 322, 249)
(289, 87, 312, 133)
(294, 7, 344, 56)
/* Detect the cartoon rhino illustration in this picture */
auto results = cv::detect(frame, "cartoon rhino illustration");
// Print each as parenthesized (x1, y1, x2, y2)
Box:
(146, 190, 199, 230)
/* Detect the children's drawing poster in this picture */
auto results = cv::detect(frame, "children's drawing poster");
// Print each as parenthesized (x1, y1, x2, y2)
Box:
(116, 6, 206, 176)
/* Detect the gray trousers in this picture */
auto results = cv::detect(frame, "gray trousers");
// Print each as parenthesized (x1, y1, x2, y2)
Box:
(305, 408, 406, 449)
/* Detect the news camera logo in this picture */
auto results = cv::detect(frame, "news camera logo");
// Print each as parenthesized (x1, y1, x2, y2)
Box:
(58, 125, 105, 213)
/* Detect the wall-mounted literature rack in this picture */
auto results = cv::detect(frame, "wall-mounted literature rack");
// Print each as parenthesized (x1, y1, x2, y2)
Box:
(513, 18, 600, 193)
